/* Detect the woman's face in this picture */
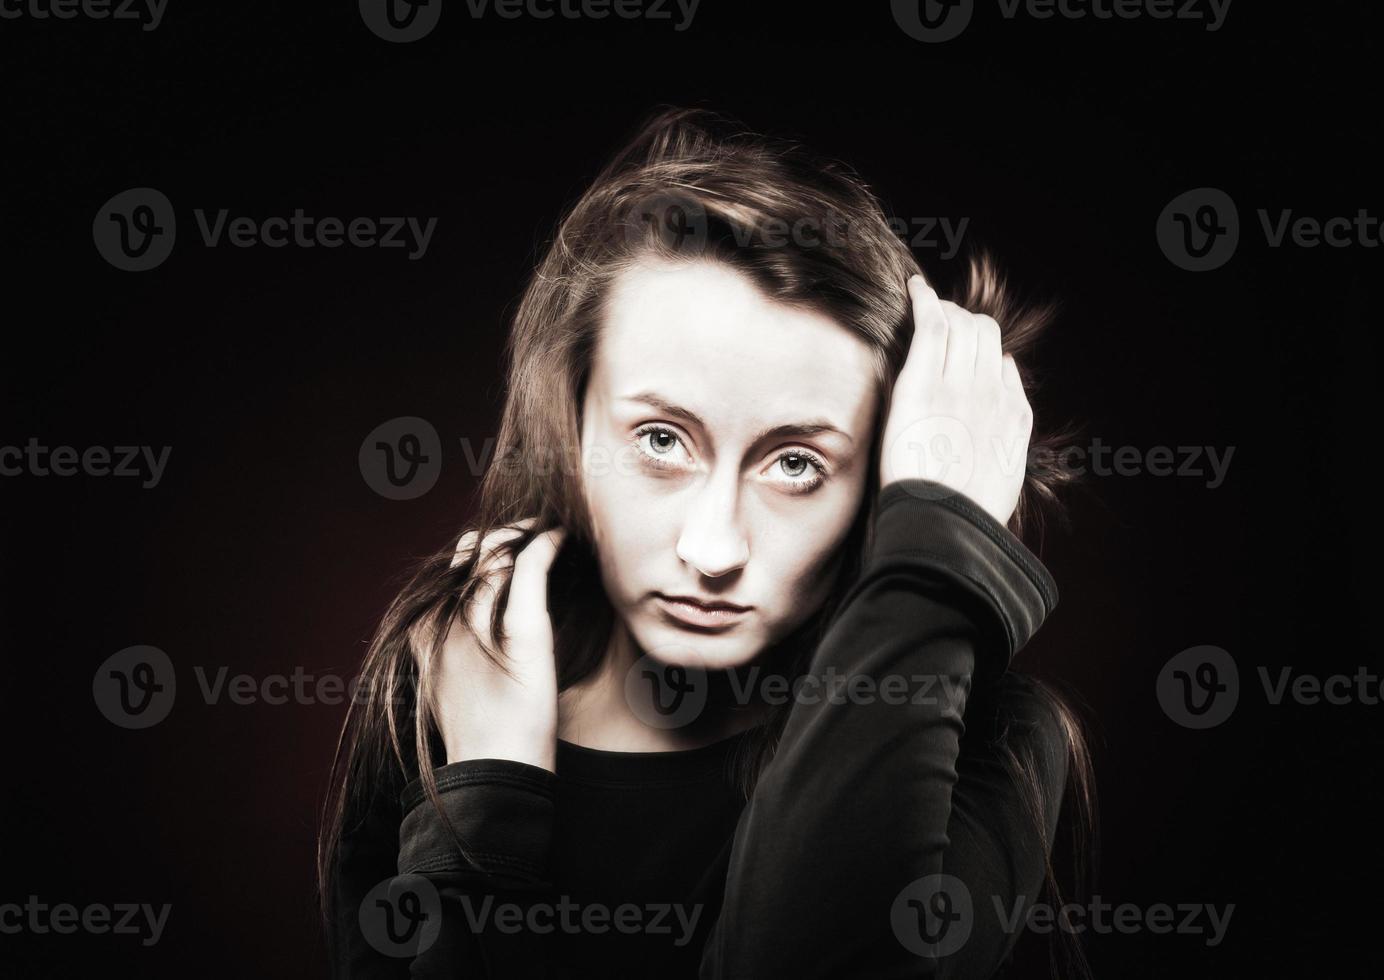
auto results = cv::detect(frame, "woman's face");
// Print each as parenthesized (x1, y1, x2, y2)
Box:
(579, 256, 879, 671)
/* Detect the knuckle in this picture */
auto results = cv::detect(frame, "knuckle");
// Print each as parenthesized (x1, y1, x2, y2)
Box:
(946, 307, 975, 331)
(462, 600, 497, 647)
(454, 529, 479, 555)
(516, 529, 557, 564)
(478, 556, 516, 588)
(482, 525, 523, 551)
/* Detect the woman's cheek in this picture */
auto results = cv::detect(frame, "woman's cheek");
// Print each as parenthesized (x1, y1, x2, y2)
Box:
(761, 499, 857, 628)
(581, 438, 636, 546)
(591, 469, 665, 605)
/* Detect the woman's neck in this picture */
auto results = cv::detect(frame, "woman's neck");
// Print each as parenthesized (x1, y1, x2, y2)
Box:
(556, 620, 768, 753)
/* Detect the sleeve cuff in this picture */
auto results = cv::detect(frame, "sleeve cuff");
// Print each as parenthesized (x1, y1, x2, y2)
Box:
(397, 759, 556, 880)
(870, 479, 1060, 671)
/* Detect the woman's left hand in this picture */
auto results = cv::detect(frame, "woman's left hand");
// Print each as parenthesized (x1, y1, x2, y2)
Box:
(879, 272, 1033, 526)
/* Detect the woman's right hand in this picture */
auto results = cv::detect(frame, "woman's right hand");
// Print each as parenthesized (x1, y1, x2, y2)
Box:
(413, 518, 568, 773)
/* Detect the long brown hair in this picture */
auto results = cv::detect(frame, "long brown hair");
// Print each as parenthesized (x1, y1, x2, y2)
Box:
(319, 104, 1097, 976)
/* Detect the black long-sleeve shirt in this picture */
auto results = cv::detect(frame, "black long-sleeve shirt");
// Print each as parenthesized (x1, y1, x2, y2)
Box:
(329, 479, 1069, 978)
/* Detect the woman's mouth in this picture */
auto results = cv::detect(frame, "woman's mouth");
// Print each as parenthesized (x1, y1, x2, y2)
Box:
(654, 593, 752, 630)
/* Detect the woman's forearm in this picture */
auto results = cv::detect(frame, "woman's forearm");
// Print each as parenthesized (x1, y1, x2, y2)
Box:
(698, 478, 1061, 979)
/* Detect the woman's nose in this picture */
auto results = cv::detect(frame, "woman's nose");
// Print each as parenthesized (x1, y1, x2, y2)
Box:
(675, 474, 749, 578)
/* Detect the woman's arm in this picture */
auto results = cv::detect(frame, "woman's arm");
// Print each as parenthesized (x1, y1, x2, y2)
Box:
(390, 757, 562, 977)
(697, 478, 1063, 979)
(326, 524, 570, 979)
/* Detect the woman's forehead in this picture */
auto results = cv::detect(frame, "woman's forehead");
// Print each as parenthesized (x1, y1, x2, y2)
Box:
(592, 259, 878, 438)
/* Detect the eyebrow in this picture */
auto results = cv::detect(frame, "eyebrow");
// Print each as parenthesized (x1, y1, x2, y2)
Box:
(620, 390, 855, 446)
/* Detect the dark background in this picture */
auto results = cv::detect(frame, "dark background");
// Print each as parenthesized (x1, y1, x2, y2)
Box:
(2, 1, 1379, 976)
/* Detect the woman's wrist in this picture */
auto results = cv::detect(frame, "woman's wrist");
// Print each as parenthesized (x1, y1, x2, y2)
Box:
(444, 726, 557, 773)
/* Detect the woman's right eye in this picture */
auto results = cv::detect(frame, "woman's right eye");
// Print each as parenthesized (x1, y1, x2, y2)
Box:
(632, 424, 692, 469)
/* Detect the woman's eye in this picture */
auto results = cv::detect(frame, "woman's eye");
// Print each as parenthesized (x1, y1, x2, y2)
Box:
(634, 425, 691, 468)
(768, 450, 827, 494)
(632, 426, 827, 493)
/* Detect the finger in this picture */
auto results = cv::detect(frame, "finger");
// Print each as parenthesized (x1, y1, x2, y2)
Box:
(451, 530, 479, 569)
(941, 303, 979, 381)
(1001, 352, 1022, 390)
(903, 274, 949, 379)
(975, 314, 1003, 382)
(451, 518, 536, 569)
(502, 527, 568, 643)
(464, 543, 519, 648)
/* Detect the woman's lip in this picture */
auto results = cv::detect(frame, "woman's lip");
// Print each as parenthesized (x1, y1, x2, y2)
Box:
(654, 595, 750, 629)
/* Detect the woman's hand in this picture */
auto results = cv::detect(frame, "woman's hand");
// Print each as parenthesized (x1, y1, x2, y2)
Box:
(879, 273, 1033, 526)
(415, 518, 567, 773)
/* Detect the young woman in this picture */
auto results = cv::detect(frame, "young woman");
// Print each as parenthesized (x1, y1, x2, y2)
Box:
(320, 106, 1095, 978)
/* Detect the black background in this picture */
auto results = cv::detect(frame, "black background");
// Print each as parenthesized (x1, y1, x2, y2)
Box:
(2, 1, 1380, 977)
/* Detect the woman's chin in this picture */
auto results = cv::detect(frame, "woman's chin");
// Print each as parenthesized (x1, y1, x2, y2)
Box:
(633, 613, 764, 672)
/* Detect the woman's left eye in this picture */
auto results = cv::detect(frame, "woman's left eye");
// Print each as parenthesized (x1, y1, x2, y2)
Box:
(768, 450, 827, 493)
